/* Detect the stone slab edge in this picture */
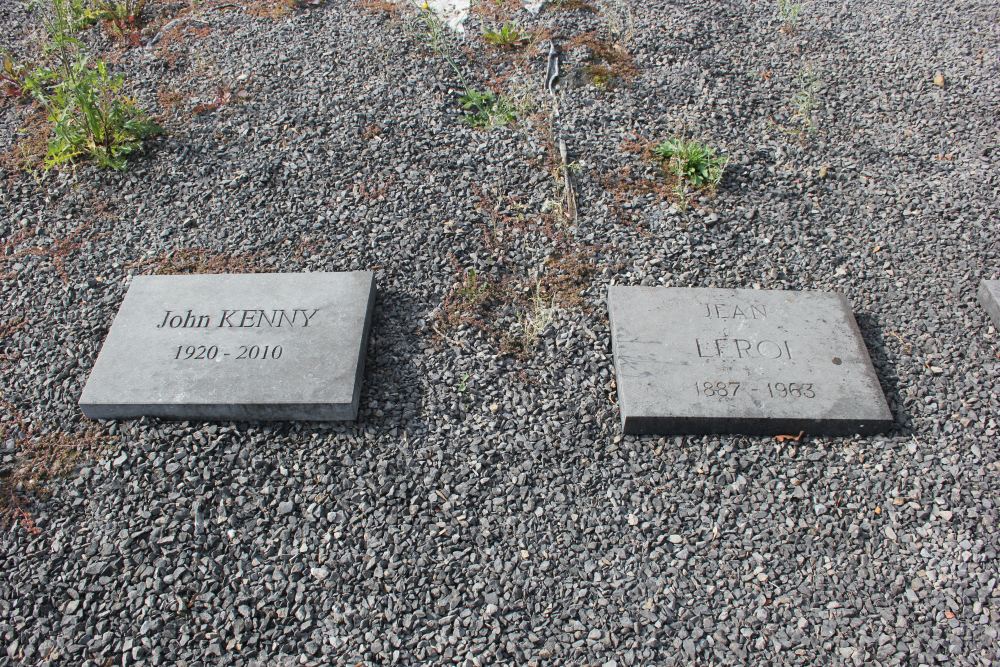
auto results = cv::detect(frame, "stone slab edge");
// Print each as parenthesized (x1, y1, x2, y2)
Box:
(978, 280, 1000, 328)
(608, 286, 894, 437)
(79, 273, 376, 422)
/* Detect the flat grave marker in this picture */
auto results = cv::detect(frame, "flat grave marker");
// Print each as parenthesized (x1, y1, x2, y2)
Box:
(978, 280, 1000, 327)
(80, 272, 375, 421)
(608, 286, 893, 436)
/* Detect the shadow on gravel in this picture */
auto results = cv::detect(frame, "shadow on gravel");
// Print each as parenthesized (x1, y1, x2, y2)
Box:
(718, 150, 781, 197)
(354, 285, 429, 432)
(252, 285, 428, 445)
(718, 157, 750, 195)
(855, 311, 912, 436)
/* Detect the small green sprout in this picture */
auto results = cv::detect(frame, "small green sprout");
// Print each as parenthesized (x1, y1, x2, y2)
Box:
(483, 22, 526, 48)
(459, 89, 516, 128)
(653, 138, 727, 189)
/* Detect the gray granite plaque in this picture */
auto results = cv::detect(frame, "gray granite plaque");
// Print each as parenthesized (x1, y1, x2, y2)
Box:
(978, 280, 1000, 327)
(80, 272, 375, 421)
(608, 287, 893, 436)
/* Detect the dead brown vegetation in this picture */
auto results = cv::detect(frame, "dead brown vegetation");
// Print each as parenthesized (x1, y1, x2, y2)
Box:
(360, 123, 383, 140)
(470, 0, 522, 21)
(546, 0, 597, 11)
(243, 0, 298, 19)
(0, 109, 51, 174)
(0, 221, 97, 283)
(566, 31, 637, 88)
(156, 86, 186, 118)
(1, 400, 116, 533)
(434, 247, 596, 357)
(356, 0, 401, 18)
(154, 22, 213, 68)
(130, 248, 265, 275)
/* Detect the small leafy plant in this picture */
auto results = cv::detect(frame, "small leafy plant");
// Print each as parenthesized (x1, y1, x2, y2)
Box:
(777, 0, 802, 33)
(483, 22, 526, 48)
(91, 0, 147, 39)
(411, 3, 520, 131)
(52, 0, 104, 33)
(790, 69, 820, 135)
(12, 0, 161, 170)
(1, 51, 32, 99)
(29, 58, 161, 170)
(653, 138, 727, 189)
(459, 88, 516, 128)
(413, 1, 449, 53)
(652, 138, 727, 208)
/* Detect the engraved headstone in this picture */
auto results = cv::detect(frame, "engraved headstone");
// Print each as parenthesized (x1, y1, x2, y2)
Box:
(978, 279, 1000, 327)
(80, 272, 375, 421)
(608, 287, 893, 436)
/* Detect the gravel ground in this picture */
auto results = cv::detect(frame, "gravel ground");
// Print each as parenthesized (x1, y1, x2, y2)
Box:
(1, 0, 998, 664)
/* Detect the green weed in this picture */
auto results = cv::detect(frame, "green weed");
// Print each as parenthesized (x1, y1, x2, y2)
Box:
(91, 0, 147, 36)
(790, 68, 820, 134)
(653, 138, 727, 208)
(483, 22, 526, 48)
(29, 58, 160, 170)
(413, 1, 449, 54)
(777, 0, 802, 32)
(410, 3, 521, 130)
(459, 88, 516, 128)
(50, 0, 104, 33)
(653, 138, 727, 189)
(20, 0, 161, 170)
(1, 51, 33, 99)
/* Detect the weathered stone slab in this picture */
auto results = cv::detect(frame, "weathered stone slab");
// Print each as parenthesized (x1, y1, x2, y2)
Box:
(978, 280, 1000, 327)
(80, 272, 375, 421)
(608, 287, 893, 436)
